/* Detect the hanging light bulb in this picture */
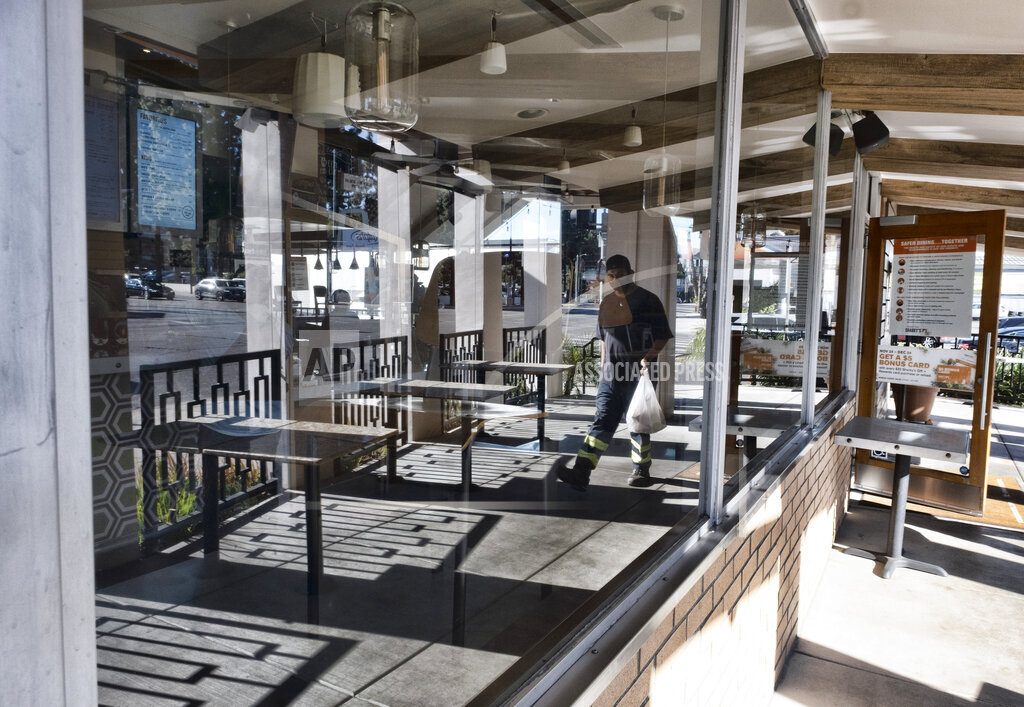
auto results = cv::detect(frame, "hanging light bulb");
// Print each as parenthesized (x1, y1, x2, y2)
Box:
(332, 253, 342, 270)
(480, 12, 507, 75)
(623, 106, 642, 147)
(642, 5, 684, 218)
(314, 251, 324, 270)
(293, 15, 349, 128)
(345, 1, 419, 133)
(349, 250, 360, 269)
(741, 205, 767, 248)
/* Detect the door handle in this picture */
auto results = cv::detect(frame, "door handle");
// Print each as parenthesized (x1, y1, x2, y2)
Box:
(978, 332, 991, 431)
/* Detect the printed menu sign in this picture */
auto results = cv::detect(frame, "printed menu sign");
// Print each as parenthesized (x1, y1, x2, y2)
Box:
(889, 235, 976, 337)
(875, 345, 977, 391)
(137, 109, 197, 230)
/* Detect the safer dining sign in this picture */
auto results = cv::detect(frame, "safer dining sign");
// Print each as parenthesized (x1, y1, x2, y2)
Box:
(889, 235, 976, 338)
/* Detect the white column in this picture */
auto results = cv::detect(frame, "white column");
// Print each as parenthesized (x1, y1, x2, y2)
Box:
(522, 201, 564, 383)
(1, 0, 98, 703)
(242, 122, 285, 355)
(377, 168, 412, 340)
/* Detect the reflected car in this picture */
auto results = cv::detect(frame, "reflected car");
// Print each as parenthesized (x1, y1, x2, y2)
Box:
(125, 277, 174, 300)
(996, 326, 1024, 354)
(195, 278, 245, 301)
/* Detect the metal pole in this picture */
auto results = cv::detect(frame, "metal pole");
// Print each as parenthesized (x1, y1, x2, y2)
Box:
(801, 89, 831, 425)
(843, 152, 868, 392)
(699, 0, 747, 525)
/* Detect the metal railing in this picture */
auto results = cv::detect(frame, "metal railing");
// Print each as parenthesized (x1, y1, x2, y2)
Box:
(502, 326, 547, 404)
(137, 349, 282, 550)
(333, 335, 409, 443)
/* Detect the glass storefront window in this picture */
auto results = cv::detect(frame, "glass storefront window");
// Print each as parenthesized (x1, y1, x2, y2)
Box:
(81, 1, 831, 702)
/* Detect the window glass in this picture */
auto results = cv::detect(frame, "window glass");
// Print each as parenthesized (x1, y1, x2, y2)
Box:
(76, 2, 852, 703)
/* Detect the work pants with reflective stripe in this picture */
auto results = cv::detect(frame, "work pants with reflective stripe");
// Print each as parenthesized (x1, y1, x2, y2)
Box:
(574, 373, 653, 476)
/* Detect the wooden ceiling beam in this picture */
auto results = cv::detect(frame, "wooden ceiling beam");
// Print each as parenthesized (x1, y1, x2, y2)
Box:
(824, 54, 1024, 115)
(894, 205, 1024, 242)
(864, 139, 1024, 182)
(880, 180, 1024, 216)
(675, 184, 852, 232)
(599, 143, 855, 213)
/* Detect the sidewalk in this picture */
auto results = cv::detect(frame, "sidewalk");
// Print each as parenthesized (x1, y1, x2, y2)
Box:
(772, 499, 1024, 706)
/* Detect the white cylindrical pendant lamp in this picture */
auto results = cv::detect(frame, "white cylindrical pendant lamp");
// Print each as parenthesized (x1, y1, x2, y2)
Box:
(293, 52, 349, 128)
(623, 124, 642, 147)
(480, 41, 507, 74)
(642, 153, 682, 217)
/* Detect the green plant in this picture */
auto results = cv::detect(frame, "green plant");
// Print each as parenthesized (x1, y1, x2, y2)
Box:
(561, 335, 599, 395)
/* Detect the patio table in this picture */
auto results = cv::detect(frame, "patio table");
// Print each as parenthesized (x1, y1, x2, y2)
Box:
(124, 414, 399, 596)
(835, 416, 969, 578)
(688, 406, 800, 459)
(450, 359, 574, 447)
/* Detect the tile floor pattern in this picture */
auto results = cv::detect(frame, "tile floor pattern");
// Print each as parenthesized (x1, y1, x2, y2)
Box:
(96, 390, 1024, 705)
(96, 440, 700, 706)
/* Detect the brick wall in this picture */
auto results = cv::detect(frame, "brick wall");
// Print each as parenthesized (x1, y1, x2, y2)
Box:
(594, 403, 855, 706)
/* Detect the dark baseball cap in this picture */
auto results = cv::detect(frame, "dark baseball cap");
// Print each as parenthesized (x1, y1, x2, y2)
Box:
(605, 254, 632, 272)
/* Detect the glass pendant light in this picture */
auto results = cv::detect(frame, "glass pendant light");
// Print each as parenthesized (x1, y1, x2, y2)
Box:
(344, 1, 419, 133)
(741, 205, 767, 248)
(642, 6, 684, 218)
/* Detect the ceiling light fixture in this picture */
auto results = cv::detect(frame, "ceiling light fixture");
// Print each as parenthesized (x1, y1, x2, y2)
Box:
(480, 11, 507, 75)
(332, 252, 342, 270)
(345, 1, 419, 133)
(851, 111, 889, 154)
(623, 106, 642, 147)
(643, 5, 684, 218)
(740, 205, 767, 248)
(411, 239, 430, 270)
(349, 251, 360, 269)
(558, 150, 570, 172)
(516, 108, 547, 120)
(292, 14, 349, 129)
(314, 251, 324, 270)
(801, 110, 844, 156)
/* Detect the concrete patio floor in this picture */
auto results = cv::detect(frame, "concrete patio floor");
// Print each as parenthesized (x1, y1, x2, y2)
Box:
(94, 388, 1024, 705)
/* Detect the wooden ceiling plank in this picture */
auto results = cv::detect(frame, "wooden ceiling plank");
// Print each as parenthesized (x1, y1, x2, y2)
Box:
(881, 180, 1024, 215)
(824, 54, 1024, 116)
(863, 138, 1024, 181)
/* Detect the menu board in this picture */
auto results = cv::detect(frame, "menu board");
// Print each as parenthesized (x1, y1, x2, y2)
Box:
(136, 109, 197, 230)
(889, 236, 976, 337)
(85, 95, 121, 224)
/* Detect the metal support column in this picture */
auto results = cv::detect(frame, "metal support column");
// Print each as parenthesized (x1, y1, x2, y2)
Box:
(699, 0, 747, 525)
(843, 152, 868, 391)
(800, 89, 831, 425)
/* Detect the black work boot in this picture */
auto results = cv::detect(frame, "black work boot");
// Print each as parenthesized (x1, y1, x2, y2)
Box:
(555, 460, 590, 491)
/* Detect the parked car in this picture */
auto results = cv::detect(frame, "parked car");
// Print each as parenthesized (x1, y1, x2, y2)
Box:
(996, 326, 1024, 354)
(195, 277, 245, 301)
(125, 277, 174, 300)
(141, 268, 179, 282)
(998, 316, 1024, 329)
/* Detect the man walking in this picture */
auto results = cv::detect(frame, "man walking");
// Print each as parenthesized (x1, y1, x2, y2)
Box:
(557, 254, 673, 491)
